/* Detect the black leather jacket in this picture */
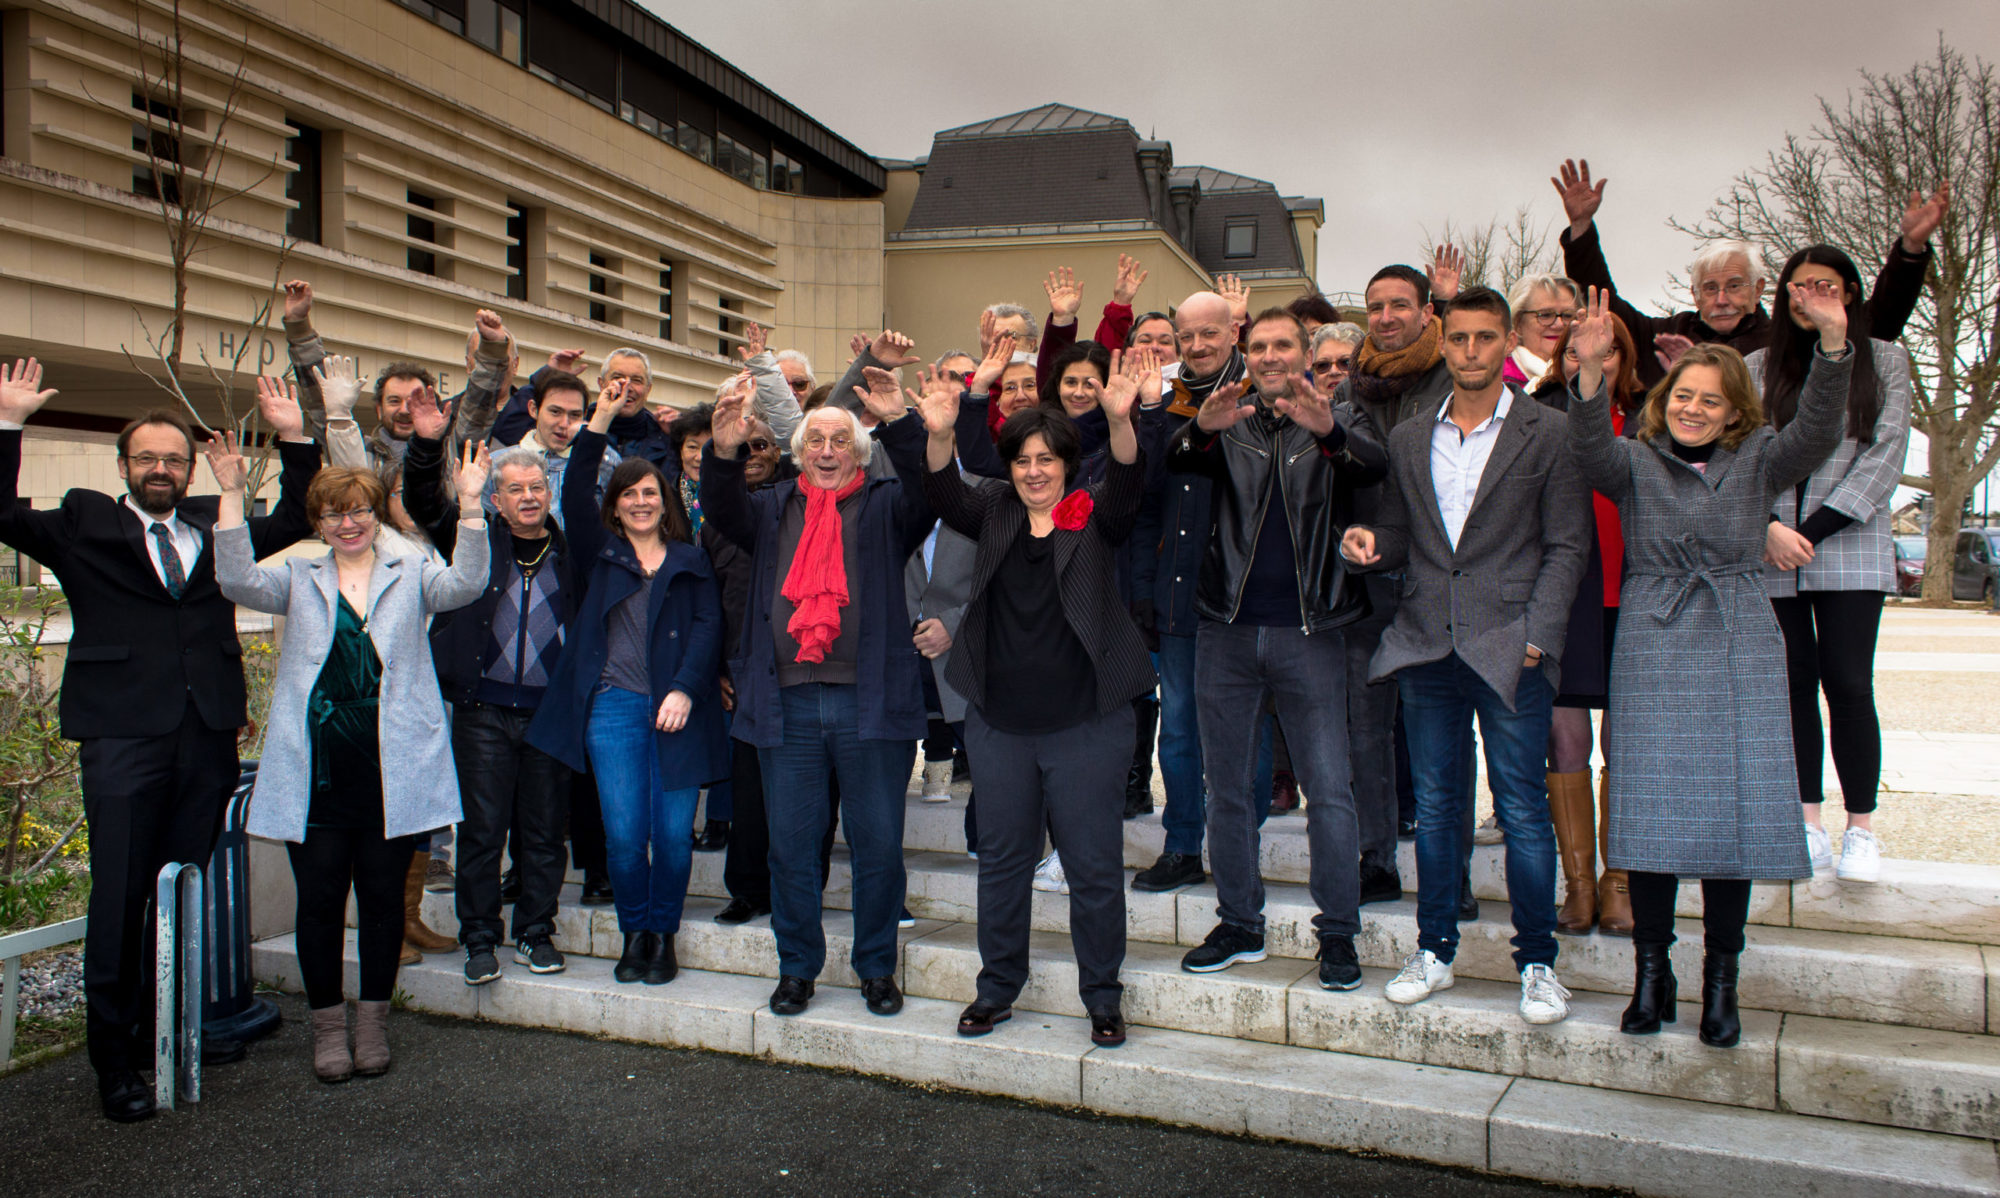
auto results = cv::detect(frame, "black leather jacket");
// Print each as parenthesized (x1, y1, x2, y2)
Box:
(1167, 401, 1388, 634)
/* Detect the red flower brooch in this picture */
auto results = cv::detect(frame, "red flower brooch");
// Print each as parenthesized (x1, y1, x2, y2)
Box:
(1051, 490, 1093, 531)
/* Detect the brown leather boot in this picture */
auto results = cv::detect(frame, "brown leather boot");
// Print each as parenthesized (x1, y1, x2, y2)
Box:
(352, 1000, 392, 1076)
(310, 1004, 353, 1083)
(404, 852, 457, 955)
(1596, 768, 1634, 936)
(1547, 770, 1597, 934)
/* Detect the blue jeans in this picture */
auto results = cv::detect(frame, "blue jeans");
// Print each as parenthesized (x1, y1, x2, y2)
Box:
(1155, 632, 1274, 858)
(1399, 653, 1558, 971)
(586, 685, 700, 935)
(757, 683, 914, 982)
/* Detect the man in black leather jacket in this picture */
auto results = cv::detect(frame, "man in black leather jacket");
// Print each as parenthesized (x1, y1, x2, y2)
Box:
(1165, 308, 1387, 990)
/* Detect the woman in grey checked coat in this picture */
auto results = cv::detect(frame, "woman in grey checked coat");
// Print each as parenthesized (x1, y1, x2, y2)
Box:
(1566, 283, 1851, 1050)
(1750, 245, 1914, 886)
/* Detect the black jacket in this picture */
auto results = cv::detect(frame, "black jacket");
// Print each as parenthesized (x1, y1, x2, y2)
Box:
(1167, 402, 1388, 634)
(0, 430, 320, 739)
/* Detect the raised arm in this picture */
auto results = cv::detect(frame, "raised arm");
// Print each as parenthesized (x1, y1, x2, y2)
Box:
(909, 367, 986, 541)
(208, 431, 293, 613)
(738, 324, 804, 444)
(562, 388, 619, 565)
(400, 432, 461, 559)
(1564, 290, 1640, 500)
(420, 441, 493, 612)
(244, 375, 325, 558)
(279, 280, 331, 442)
(698, 377, 761, 552)
(0, 359, 76, 564)
(448, 309, 514, 452)
(1818, 342, 1912, 523)
(309, 354, 371, 469)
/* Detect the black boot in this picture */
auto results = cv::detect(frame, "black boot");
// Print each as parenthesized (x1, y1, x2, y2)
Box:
(1123, 698, 1158, 819)
(693, 820, 730, 852)
(1620, 942, 1677, 1034)
(643, 931, 679, 985)
(1698, 951, 1741, 1048)
(614, 931, 653, 984)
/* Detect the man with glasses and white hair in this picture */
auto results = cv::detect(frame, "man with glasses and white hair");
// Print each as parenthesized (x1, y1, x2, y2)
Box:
(1550, 158, 1945, 385)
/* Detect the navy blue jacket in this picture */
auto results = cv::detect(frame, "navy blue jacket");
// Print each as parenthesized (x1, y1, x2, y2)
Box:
(698, 413, 934, 749)
(492, 367, 679, 471)
(526, 429, 728, 789)
(1134, 465, 1213, 638)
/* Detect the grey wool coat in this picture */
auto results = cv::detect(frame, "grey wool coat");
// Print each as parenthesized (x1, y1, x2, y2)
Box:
(903, 512, 978, 724)
(1569, 346, 1852, 880)
(215, 521, 489, 843)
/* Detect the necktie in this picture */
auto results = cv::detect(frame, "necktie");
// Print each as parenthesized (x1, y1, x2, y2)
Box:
(151, 522, 186, 600)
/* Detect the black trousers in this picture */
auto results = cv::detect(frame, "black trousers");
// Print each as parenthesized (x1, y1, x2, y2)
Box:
(1627, 872, 1752, 954)
(568, 764, 606, 874)
(77, 700, 236, 1075)
(288, 827, 420, 1008)
(452, 703, 572, 947)
(964, 704, 1132, 1013)
(1772, 591, 1884, 814)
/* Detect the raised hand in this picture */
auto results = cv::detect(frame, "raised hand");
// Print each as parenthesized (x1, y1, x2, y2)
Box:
(1570, 287, 1617, 398)
(473, 308, 509, 346)
(977, 309, 998, 358)
(548, 347, 587, 374)
(311, 355, 363, 421)
(255, 375, 307, 441)
(1341, 525, 1379, 566)
(1652, 333, 1695, 374)
(869, 329, 921, 369)
(1271, 373, 1333, 436)
(1217, 274, 1250, 329)
(1043, 267, 1083, 326)
(0, 358, 58, 423)
(281, 280, 314, 324)
(908, 366, 961, 435)
(454, 439, 492, 510)
(589, 377, 626, 434)
(1426, 244, 1466, 303)
(711, 374, 752, 456)
(1900, 179, 1952, 253)
(1194, 378, 1257, 433)
(737, 321, 769, 362)
(853, 365, 908, 424)
(1111, 254, 1148, 306)
(1789, 277, 1849, 352)
(848, 332, 870, 361)
(1551, 158, 1606, 236)
(407, 384, 450, 441)
(970, 334, 1015, 395)
(202, 429, 248, 493)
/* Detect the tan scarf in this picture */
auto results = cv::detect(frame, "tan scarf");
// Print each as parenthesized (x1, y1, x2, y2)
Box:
(1356, 318, 1444, 380)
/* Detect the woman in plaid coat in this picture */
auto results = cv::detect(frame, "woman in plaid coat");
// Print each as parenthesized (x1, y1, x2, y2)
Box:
(1750, 245, 1914, 886)
(1566, 284, 1851, 1050)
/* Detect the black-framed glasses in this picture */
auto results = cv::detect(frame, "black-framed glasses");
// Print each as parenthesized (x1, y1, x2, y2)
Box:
(1522, 308, 1577, 326)
(127, 453, 193, 471)
(318, 508, 377, 528)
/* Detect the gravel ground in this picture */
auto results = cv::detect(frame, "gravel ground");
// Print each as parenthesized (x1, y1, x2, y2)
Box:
(12, 948, 82, 1023)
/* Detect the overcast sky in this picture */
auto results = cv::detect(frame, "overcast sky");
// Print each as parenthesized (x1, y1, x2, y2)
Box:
(652, 0, 1998, 316)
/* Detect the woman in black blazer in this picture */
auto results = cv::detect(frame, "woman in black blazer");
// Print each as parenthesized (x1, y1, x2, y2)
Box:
(901, 353, 1157, 1048)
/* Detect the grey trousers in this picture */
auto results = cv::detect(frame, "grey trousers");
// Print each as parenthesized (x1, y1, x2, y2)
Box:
(1196, 620, 1360, 940)
(1345, 575, 1402, 870)
(964, 703, 1133, 1013)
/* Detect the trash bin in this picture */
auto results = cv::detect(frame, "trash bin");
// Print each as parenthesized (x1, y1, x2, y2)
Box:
(203, 761, 281, 1043)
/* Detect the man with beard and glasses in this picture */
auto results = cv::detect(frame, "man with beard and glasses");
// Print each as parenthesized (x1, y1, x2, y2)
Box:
(0, 360, 321, 1122)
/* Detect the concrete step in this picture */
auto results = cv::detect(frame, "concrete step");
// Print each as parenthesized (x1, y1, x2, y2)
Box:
(248, 934, 2000, 1198)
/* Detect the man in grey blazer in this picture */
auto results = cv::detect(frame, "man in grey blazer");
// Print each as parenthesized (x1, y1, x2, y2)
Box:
(1341, 287, 1590, 1026)
(905, 504, 977, 801)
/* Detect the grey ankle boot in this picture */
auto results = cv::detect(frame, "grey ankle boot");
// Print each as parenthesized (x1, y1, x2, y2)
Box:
(310, 1004, 353, 1083)
(352, 1000, 392, 1076)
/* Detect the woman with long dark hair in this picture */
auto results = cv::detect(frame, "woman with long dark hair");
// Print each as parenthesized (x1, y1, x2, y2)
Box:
(1751, 245, 1912, 885)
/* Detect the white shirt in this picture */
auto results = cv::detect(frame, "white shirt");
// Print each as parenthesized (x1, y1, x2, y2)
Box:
(122, 494, 204, 588)
(1429, 390, 1512, 551)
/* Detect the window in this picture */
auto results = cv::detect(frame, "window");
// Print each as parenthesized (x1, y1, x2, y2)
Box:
(465, 0, 522, 63)
(1224, 220, 1257, 259)
(505, 201, 528, 300)
(657, 257, 674, 341)
(677, 122, 713, 165)
(407, 188, 440, 277)
(396, 0, 463, 35)
(770, 151, 804, 195)
(588, 250, 613, 324)
(131, 93, 184, 205)
(717, 296, 736, 356)
(714, 133, 756, 186)
(285, 120, 323, 244)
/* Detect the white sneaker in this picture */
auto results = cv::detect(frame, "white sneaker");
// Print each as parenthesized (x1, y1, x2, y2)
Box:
(1032, 851, 1068, 895)
(1473, 815, 1504, 846)
(1383, 949, 1454, 1005)
(921, 760, 952, 802)
(1805, 822, 1834, 879)
(1519, 964, 1571, 1025)
(1835, 827, 1882, 883)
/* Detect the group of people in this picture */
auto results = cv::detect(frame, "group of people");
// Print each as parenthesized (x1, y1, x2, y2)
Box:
(0, 156, 1940, 1121)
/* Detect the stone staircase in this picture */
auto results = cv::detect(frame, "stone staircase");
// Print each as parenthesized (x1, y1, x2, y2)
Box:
(260, 787, 2000, 1196)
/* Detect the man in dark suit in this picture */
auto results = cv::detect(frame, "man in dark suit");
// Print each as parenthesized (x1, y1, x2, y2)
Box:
(0, 360, 320, 1122)
(1340, 288, 1590, 1026)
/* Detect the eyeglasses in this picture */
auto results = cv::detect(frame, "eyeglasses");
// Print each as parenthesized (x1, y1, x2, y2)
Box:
(746, 438, 774, 453)
(1697, 278, 1755, 299)
(497, 482, 549, 498)
(1311, 359, 1351, 375)
(1522, 308, 1578, 326)
(803, 434, 854, 452)
(127, 453, 192, 471)
(786, 377, 812, 393)
(318, 508, 377, 528)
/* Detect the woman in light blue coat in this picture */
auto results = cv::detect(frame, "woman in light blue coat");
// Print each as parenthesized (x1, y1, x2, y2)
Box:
(212, 429, 489, 1084)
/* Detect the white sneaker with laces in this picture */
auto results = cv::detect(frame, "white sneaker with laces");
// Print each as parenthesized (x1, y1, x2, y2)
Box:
(1519, 964, 1571, 1025)
(1473, 815, 1504, 846)
(1805, 822, 1834, 878)
(921, 760, 952, 802)
(1032, 851, 1069, 895)
(1835, 826, 1882, 883)
(1383, 949, 1454, 1005)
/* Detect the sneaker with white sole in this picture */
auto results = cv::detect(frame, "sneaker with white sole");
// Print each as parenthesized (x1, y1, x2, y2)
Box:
(1383, 949, 1454, 1005)
(1835, 826, 1881, 883)
(1031, 850, 1068, 895)
(1473, 815, 1504, 846)
(921, 760, 952, 802)
(514, 938, 565, 974)
(1805, 822, 1835, 878)
(1519, 963, 1571, 1025)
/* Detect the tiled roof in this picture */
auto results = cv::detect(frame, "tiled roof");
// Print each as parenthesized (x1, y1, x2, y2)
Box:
(902, 126, 1151, 232)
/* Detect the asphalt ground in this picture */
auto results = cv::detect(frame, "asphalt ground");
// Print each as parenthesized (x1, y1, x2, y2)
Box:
(0, 993, 1603, 1198)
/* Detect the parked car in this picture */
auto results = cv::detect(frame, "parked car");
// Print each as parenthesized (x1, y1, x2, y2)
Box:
(1894, 537, 1927, 597)
(1950, 528, 2000, 603)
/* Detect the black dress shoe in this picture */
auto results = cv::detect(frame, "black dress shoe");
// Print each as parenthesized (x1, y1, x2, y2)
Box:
(714, 898, 771, 925)
(580, 871, 614, 906)
(957, 1001, 1011, 1036)
(614, 931, 653, 984)
(1089, 1009, 1127, 1047)
(1122, 783, 1154, 820)
(98, 1070, 155, 1123)
(692, 820, 730, 852)
(642, 932, 679, 985)
(860, 976, 903, 1016)
(500, 868, 522, 903)
(1457, 864, 1479, 921)
(1131, 852, 1204, 892)
(201, 1036, 247, 1066)
(1358, 862, 1403, 906)
(769, 974, 815, 1015)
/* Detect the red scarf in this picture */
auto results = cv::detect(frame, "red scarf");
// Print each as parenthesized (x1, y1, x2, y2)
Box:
(781, 471, 867, 662)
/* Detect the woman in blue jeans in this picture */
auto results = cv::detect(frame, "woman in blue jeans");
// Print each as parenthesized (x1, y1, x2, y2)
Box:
(530, 387, 728, 985)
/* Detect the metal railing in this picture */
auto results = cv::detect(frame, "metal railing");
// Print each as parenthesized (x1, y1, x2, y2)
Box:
(155, 862, 204, 1109)
(0, 916, 87, 1065)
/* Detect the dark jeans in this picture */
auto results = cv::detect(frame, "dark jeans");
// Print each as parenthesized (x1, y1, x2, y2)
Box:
(586, 686, 700, 934)
(1772, 590, 1884, 814)
(77, 702, 235, 1075)
(289, 828, 420, 1009)
(1156, 631, 1274, 858)
(1399, 653, 1557, 971)
(1344, 577, 1401, 869)
(964, 704, 1132, 1012)
(451, 703, 571, 947)
(756, 683, 913, 981)
(1628, 872, 1752, 954)
(1195, 621, 1359, 939)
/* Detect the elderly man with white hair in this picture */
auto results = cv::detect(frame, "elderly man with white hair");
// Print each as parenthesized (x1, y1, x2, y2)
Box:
(699, 370, 934, 1019)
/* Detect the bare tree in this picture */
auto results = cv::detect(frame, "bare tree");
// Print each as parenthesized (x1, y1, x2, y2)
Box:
(1669, 39, 2000, 603)
(1428, 205, 1560, 294)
